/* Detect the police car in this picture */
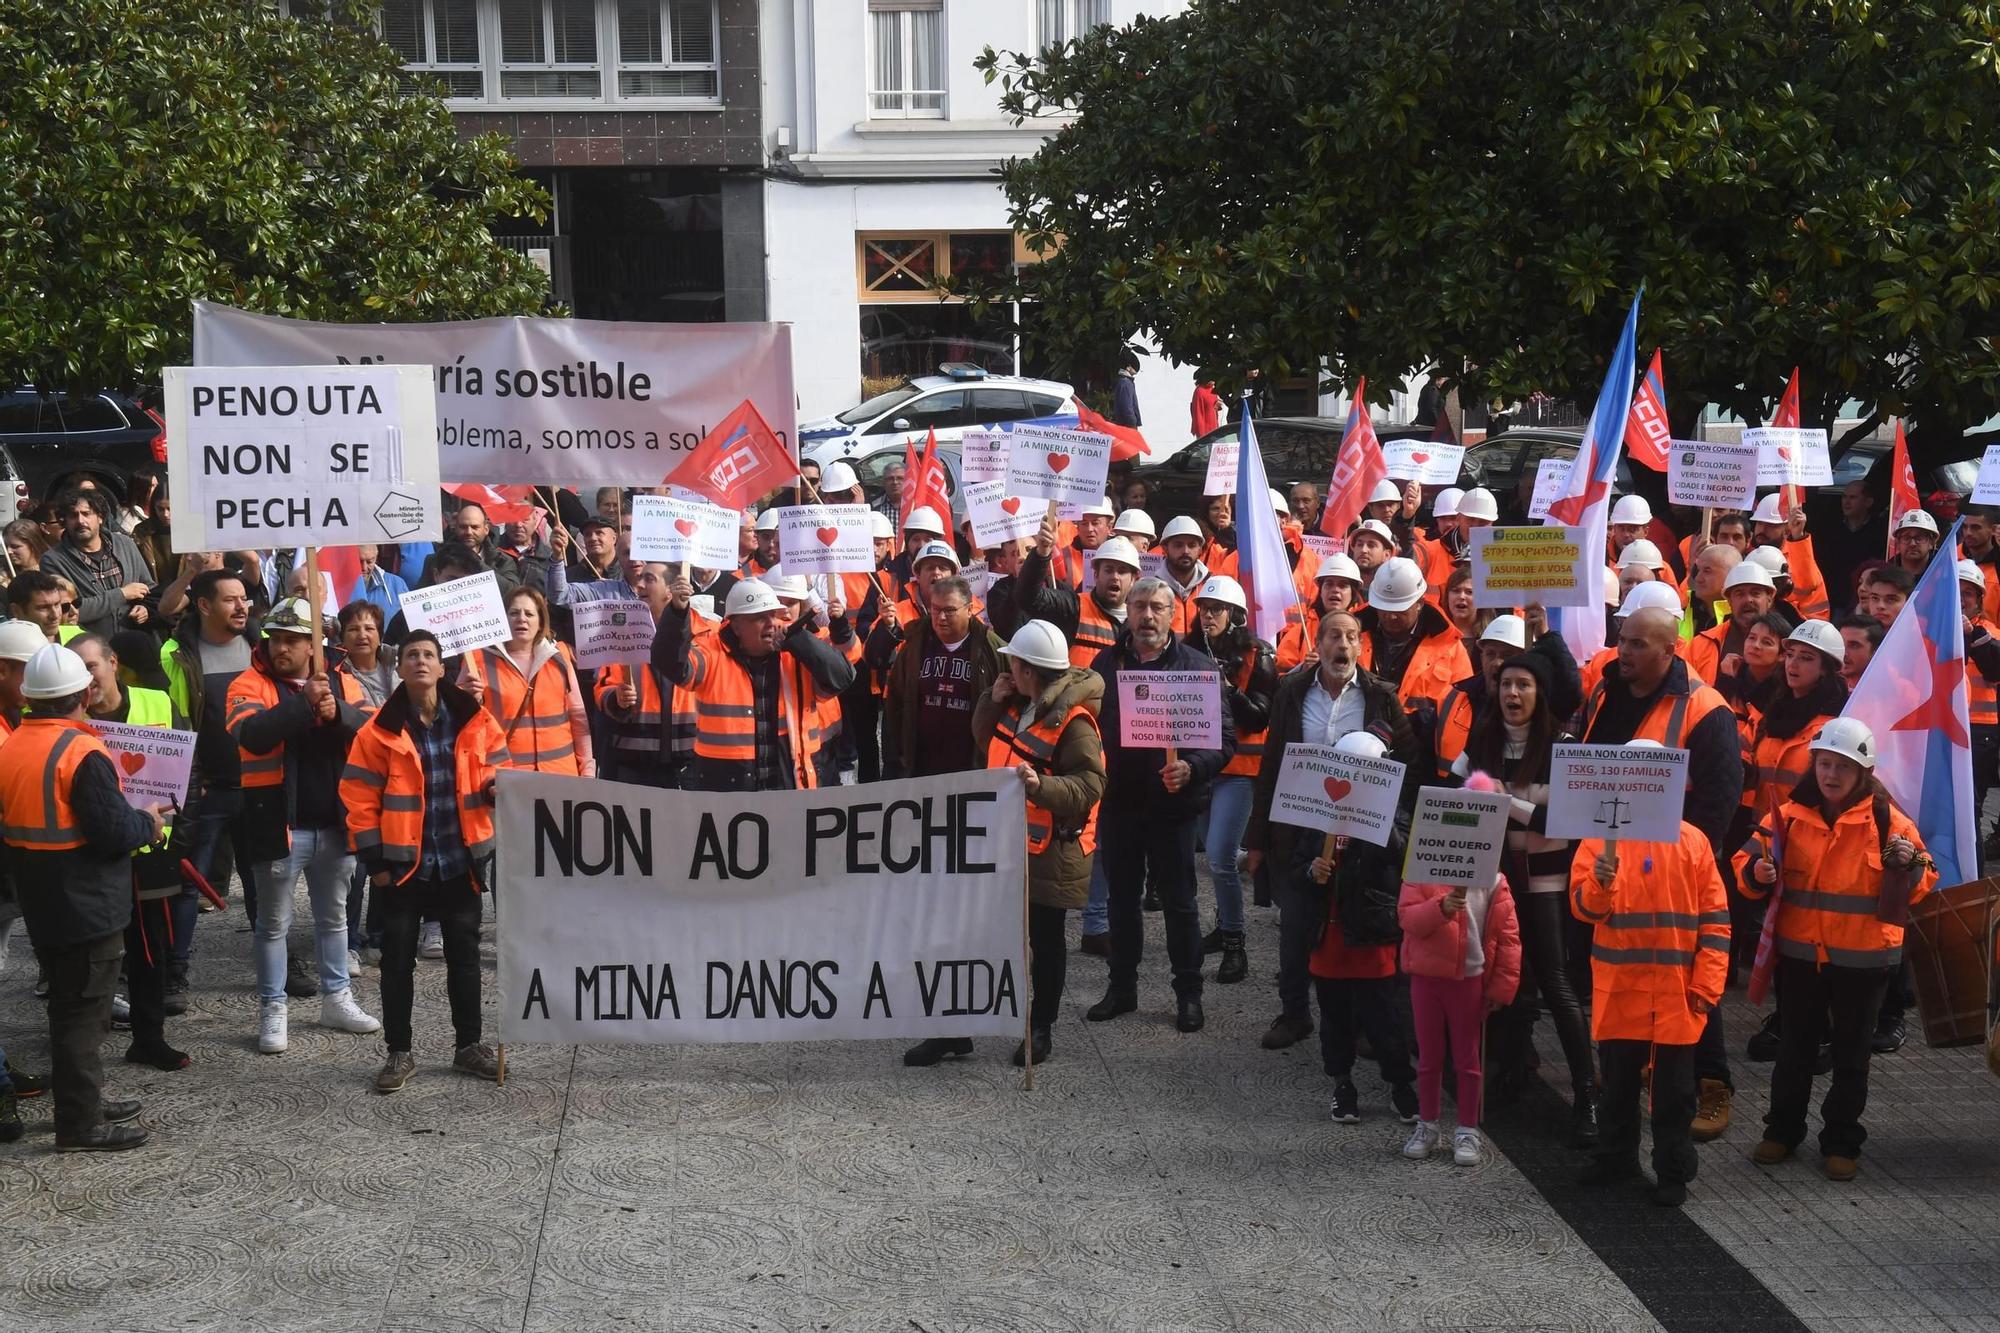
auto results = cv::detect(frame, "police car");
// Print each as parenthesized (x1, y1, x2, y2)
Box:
(798, 364, 1075, 478)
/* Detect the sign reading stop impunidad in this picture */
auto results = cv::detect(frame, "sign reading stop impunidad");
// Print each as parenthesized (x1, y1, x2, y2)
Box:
(165, 364, 440, 553)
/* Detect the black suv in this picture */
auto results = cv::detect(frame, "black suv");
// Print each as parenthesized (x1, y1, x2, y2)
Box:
(1125, 416, 1433, 517)
(0, 387, 165, 514)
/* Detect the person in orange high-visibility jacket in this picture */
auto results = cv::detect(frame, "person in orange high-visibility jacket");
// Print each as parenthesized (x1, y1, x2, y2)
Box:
(1571, 818, 1730, 1207)
(1959, 560, 2000, 872)
(1735, 717, 1935, 1179)
(1277, 555, 1365, 673)
(341, 630, 508, 1092)
(1750, 493, 1830, 621)
(590, 562, 675, 787)
(458, 585, 593, 777)
(1187, 576, 1276, 986)
(767, 574, 859, 778)
(1355, 557, 1471, 712)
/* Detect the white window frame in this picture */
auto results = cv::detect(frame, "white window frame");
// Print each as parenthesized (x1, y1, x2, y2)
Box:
(380, 0, 487, 98)
(867, 1, 946, 121)
(496, 0, 604, 101)
(612, 0, 721, 102)
(1037, 0, 1109, 50)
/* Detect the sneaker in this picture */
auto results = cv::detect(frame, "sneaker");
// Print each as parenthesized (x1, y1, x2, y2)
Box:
(347, 950, 365, 976)
(357, 945, 383, 968)
(124, 1041, 191, 1071)
(453, 1043, 500, 1081)
(110, 992, 132, 1029)
(1390, 1082, 1419, 1124)
(320, 988, 382, 1035)
(1453, 1127, 1484, 1167)
(375, 1050, 416, 1094)
(1328, 1080, 1360, 1124)
(1402, 1120, 1441, 1160)
(284, 954, 318, 999)
(419, 922, 445, 960)
(257, 1000, 288, 1054)
(1870, 1018, 1906, 1054)
(1690, 1078, 1732, 1142)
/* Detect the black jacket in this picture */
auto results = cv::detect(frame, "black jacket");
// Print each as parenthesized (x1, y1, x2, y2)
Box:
(1580, 656, 1744, 852)
(1278, 770, 1414, 948)
(1090, 631, 1235, 820)
(1189, 624, 1277, 744)
(233, 647, 367, 859)
(1005, 548, 1084, 643)
(1244, 665, 1416, 872)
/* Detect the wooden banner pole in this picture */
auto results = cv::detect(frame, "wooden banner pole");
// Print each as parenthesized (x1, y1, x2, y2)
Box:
(304, 546, 326, 676)
(1021, 842, 1034, 1092)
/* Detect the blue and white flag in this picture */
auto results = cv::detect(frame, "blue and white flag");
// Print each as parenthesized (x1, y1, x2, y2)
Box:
(1233, 411, 1299, 645)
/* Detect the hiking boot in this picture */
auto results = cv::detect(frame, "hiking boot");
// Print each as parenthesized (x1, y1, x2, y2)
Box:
(257, 1000, 288, 1055)
(320, 988, 382, 1035)
(1260, 1011, 1313, 1050)
(1078, 933, 1110, 957)
(1690, 1078, 1731, 1141)
(902, 1037, 973, 1067)
(1216, 933, 1248, 985)
(453, 1043, 501, 1081)
(284, 954, 318, 999)
(1402, 1120, 1440, 1160)
(1824, 1154, 1859, 1182)
(1390, 1082, 1419, 1124)
(1176, 996, 1205, 1033)
(55, 1123, 148, 1153)
(419, 922, 445, 959)
(1751, 1139, 1793, 1166)
(1328, 1080, 1360, 1124)
(1085, 989, 1137, 1023)
(1453, 1128, 1484, 1167)
(0, 1090, 20, 1143)
(1011, 1027, 1052, 1067)
(375, 1051, 416, 1094)
(1570, 1088, 1601, 1147)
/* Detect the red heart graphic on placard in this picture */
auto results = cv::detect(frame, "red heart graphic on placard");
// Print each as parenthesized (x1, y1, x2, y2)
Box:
(1047, 453, 1072, 473)
(1409, 451, 1430, 465)
(1322, 776, 1351, 802)
(118, 751, 147, 776)
(1776, 445, 1792, 461)
(1000, 497, 1022, 515)
(816, 527, 840, 547)
(673, 519, 697, 537)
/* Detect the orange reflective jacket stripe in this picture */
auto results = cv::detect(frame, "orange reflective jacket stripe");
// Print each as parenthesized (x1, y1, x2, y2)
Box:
(1765, 795, 1937, 968)
(596, 663, 666, 757)
(687, 639, 829, 789)
(987, 702, 1099, 856)
(466, 645, 580, 775)
(1071, 597, 1120, 669)
(227, 666, 365, 790)
(1433, 685, 1473, 780)
(340, 704, 506, 887)
(1221, 651, 1269, 778)
(0, 719, 111, 850)
(1569, 825, 1730, 1044)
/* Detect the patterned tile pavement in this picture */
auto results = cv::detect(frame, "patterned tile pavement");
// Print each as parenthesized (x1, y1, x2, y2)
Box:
(0, 862, 1992, 1332)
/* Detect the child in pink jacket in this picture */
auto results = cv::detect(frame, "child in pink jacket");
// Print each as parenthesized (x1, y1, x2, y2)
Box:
(1397, 872, 1522, 1166)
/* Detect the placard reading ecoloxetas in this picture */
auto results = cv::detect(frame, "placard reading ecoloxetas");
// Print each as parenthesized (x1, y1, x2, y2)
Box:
(401, 570, 510, 656)
(191, 301, 797, 487)
(629, 493, 740, 568)
(775, 504, 874, 575)
(571, 597, 656, 671)
(1114, 670, 1222, 750)
(165, 364, 440, 552)
(959, 429, 1010, 487)
(92, 722, 197, 810)
(1470, 526, 1593, 607)
(496, 769, 1026, 1044)
(1269, 745, 1407, 847)
(1403, 786, 1510, 889)
(1667, 438, 1760, 510)
(1545, 744, 1690, 843)
(1004, 424, 1113, 519)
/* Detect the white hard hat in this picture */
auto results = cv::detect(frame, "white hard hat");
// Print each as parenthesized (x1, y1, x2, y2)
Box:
(1113, 509, 1157, 539)
(0, 620, 51, 662)
(1616, 539, 1665, 571)
(1004, 620, 1072, 672)
(724, 579, 782, 617)
(1897, 509, 1940, 537)
(869, 511, 895, 540)
(819, 461, 858, 493)
(910, 540, 961, 572)
(1368, 478, 1403, 505)
(1456, 487, 1499, 523)
(1480, 614, 1526, 651)
(1350, 519, 1397, 548)
(1333, 730, 1389, 761)
(21, 643, 90, 699)
(754, 507, 781, 533)
(1610, 494, 1653, 527)
(1626, 739, 1665, 751)
(1432, 487, 1465, 519)
(1617, 581, 1683, 618)
(1787, 619, 1845, 660)
(766, 574, 811, 603)
(1603, 565, 1621, 606)
(1316, 553, 1362, 585)
(1724, 562, 1776, 592)
(1080, 497, 1117, 519)
(1091, 536, 1142, 572)
(904, 506, 945, 536)
(1159, 515, 1204, 544)
(689, 594, 718, 621)
(1745, 545, 1789, 579)
(1194, 575, 1247, 612)
(1751, 493, 1786, 526)
(1810, 716, 1877, 770)
(1958, 558, 1987, 590)
(1267, 488, 1288, 515)
(262, 597, 318, 638)
(1368, 557, 1427, 612)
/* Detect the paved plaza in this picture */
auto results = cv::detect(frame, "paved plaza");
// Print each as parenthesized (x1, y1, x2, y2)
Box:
(0, 869, 1995, 1333)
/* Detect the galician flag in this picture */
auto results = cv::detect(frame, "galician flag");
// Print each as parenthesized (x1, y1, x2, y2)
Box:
(1232, 411, 1297, 644)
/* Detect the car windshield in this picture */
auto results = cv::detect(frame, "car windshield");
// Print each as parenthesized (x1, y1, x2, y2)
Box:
(836, 386, 920, 426)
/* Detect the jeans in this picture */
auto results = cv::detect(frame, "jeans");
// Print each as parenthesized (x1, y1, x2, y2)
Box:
(35, 930, 124, 1137)
(379, 874, 483, 1053)
(257, 826, 354, 1003)
(1766, 955, 1892, 1158)
(1412, 973, 1486, 1127)
(1203, 776, 1254, 935)
(1314, 975, 1415, 1085)
(173, 785, 264, 962)
(1599, 1038, 1697, 1184)
(1101, 809, 1202, 999)
(346, 864, 385, 952)
(1081, 855, 1110, 936)
(1028, 903, 1067, 1030)
(1695, 1004, 1731, 1088)
(1273, 867, 1324, 1020)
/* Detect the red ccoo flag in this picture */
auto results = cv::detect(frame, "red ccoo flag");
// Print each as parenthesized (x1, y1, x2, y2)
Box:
(444, 483, 539, 524)
(1623, 348, 1671, 471)
(1073, 398, 1150, 461)
(662, 399, 796, 512)
(1888, 419, 1921, 559)
(1320, 377, 1387, 540)
(1773, 367, 1803, 516)
(900, 428, 952, 534)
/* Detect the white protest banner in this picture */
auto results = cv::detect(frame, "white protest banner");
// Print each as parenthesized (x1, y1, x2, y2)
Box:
(961, 559, 994, 601)
(1404, 786, 1510, 890)
(496, 769, 1026, 1044)
(1383, 439, 1466, 487)
(1744, 426, 1832, 488)
(775, 504, 873, 575)
(402, 570, 509, 656)
(629, 493, 739, 568)
(1269, 745, 1407, 847)
(192, 301, 797, 487)
(1302, 533, 1345, 561)
(164, 364, 439, 552)
(1527, 457, 1571, 522)
(571, 598, 656, 671)
(1470, 526, 1593, 607)
(1545, 744, 1692, 843)
(1139, 551, 1169, 582)
(1115, 670, 1222, 750)
(959, 429, 1010, 487)
(93, 723, 196, 810)
(1973, 444, 2000, 506)
(1004, 424, 1113, 519)
(1203, 433, 1241, 497)
(1667, 438, 1760, 511)
(963, 479, 1042, 548)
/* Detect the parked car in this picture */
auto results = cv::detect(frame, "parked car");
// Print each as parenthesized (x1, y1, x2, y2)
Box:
(1459, 428, 1644, 525)
(799, 364, 1073, 470)
(0, 387, 164, 516)
(1818, 434, 1980, 499)
(1123, 416, 1434, 519)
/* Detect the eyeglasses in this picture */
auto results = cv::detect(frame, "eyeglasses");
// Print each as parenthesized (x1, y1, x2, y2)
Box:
(58, 601, 76, 613)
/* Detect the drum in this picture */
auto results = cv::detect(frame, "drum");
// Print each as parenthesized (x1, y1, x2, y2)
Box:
(1906, 877, 2000, 1048)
